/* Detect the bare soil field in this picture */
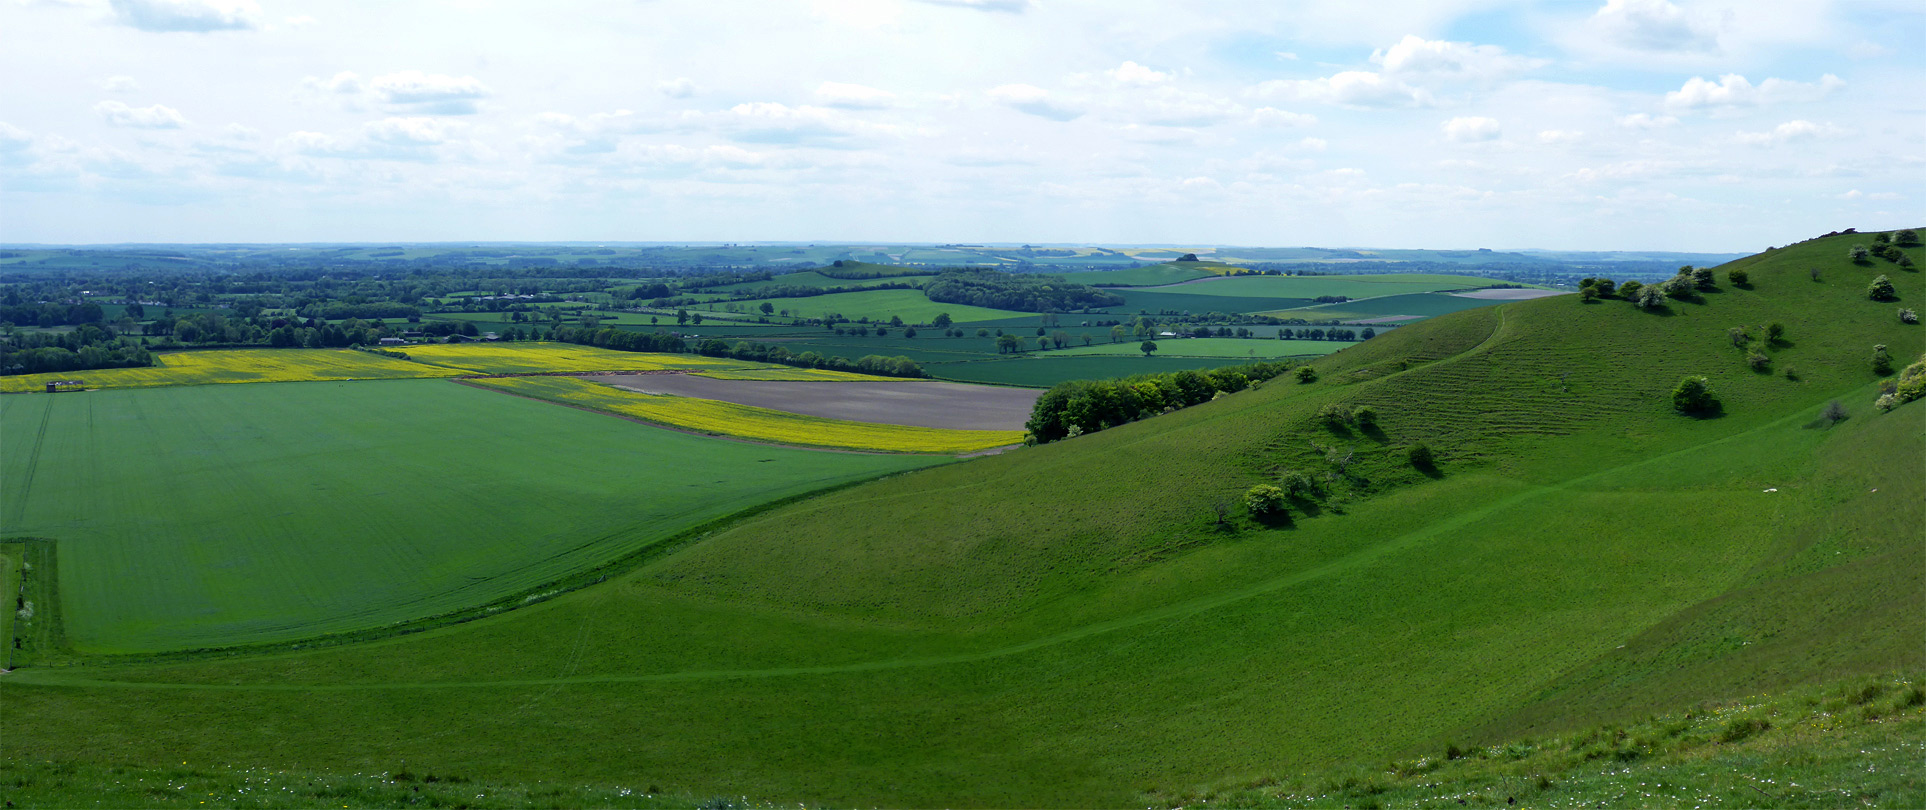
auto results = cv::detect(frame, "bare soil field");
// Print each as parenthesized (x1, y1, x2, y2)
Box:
(1451, 288, 1569, 300)
(595, 374, 1042, 430)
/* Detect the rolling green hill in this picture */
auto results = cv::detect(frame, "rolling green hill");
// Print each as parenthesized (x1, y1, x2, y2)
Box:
(1, 230, 1919, 807)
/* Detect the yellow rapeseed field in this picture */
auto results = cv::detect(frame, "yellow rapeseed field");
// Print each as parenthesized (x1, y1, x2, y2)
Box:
(0, 349, 459, 393)
(405, 343, 767, 375)
(470, 376, 1022, 454)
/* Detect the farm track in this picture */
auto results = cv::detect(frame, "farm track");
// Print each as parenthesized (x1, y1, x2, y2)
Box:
(5, 389, 1820, 693)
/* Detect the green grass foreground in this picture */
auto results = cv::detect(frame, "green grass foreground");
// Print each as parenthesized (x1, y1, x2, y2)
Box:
(1, 231, 1919, 807)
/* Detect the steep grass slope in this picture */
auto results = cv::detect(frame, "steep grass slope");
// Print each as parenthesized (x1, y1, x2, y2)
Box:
(1, 231, 1918, 807)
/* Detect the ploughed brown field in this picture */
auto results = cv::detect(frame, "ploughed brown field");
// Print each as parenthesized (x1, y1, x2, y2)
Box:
(595, 374, 1043, 430)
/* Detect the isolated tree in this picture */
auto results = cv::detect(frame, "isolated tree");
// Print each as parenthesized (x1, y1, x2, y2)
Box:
(1747, 350, 1770, 371)
(890, 315, 905, 327)
(1810, 267, 1822, 281)
(1140, 340, 1158, 357)
(1901, 308, 1919, 324)
(932, 312, 952, 328)
(1278, 469, 1318, 497)
(1593, 279, 1617, 297)
(1081, 333, 1093, 346)
(1895, 229, 1921, 247)
(1868, 275, 1897, 301)
(977, 328, 990, 338)
(691, 312, 703, 324)
(1051, 330, 1069, 349)
(1110, 324, 1126, 343)
(1580, 286, 1599, 302)
(1692, 266, 1716, 290)
(1635, 284, 1668, 310)
(904, 327, 917, 338)
(1872, 344, 1893, 374)
(1727, 326, 1750, 348)
(1361, 327, 1376, 339)
(1672, 375, 1719, 415)
(1820, 399, 1848, 426)
(1351, 405, 1378, 428)
(1407, 442, 1435, 469)
(1766, 322, 1785, 342)
(1850, 244, 1872, 263)
(1618, 280, 1643, 300)
(758, 302, 775, 315)
(1727, 268, 1749, 286)
(1243, 484, 1286, 517)
(1296, 366, 1318, 383)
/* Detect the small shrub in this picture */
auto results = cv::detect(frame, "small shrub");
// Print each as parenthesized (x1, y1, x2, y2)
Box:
(1875, 393, 1898, 412)
(1407, 442, 1435, 469)
(1810, 267, 1822, 281)
(1691, 266, 1716, 290)
(1820, 399, 1848, 425)
(1635, 284, 1667, 310)
(1902, 255, 1917, 270)
(1902, 308, 1919, 324)
(1351, 405, 1378, 428)
(1867, 275, 1897, 301)
(1850, 244, 1871, 263)
(1661, 277, 1695, 300)
(1278, 469, 1319, 497)
(1579, 285, 1599, 302)
(1719, 717, 1770, 744)
(1766, 322, 1786, 342)
(1296, 366, 1318, 384)
(1746, 350, 1770, 371)
(1672, 375, 1719, 414)
(1872, 344, 1893, 375)
(1727, 326, 1750, 348)
(1897, 229, 1922, 247)
(1727, 267, 1749, 286)
(1618, 280, 1643, 300)
(1782, 365, 1798, 381)
(1243, 484, 1286, 516)
(1317, 402, 1350, 426)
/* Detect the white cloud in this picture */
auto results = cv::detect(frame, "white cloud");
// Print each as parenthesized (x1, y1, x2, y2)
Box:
(988, 84, 1081, 121)
(284, 117, 472, 162)
(284, 14, 317, 28)
(1371, 36, 1545, 82)
(1537, 129, 1583, 144)
(1847, 41, 1890, 60)
(1664, 74, 1844, 111)
(366, 117, 455, 147)
(108, 0, 261, 32)
(815, 81, 896, 109)
(657, 78, 697, 99)
(0, 122, 34, 155)
(1616, 113, 1678, 129)
(97, 76, 140, 93)
(1249, 108, 1317, 128)
(721, 102, 899, 146)
(369, 71, 493, 115)
(1587, 0, 1718, 53)
(1252, 71, 1429, 108)
(1442, 116, 1501, 142)
(1108, 61, 1172, 86)
(914, 0, 1030, 11)
(1734, 120, 1844, 146)
(95, 100, 187, 129)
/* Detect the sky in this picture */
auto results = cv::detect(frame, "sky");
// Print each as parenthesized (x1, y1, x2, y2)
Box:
(0, 0, 1921, 250)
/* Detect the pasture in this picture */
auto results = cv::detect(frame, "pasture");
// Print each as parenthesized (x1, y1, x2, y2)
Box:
(1259, 291, 1526, 322)
(403, 343, 761, 375)
(471, 375, 1024, 453)
(0, 348, 460, 393)
(1047, 337, 1346, 359)
(0, 380, 940, 652)
(698, 288, 1026, 325)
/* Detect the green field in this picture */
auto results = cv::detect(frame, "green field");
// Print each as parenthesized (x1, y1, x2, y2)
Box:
(1150, 272, 1521, 298)
(1, 232, 1919, 807)
(697, 288, 1027, 324)
(1061, 263, 1214, 286)
(0, 380, 941, 652)
(1046, 337, 1345, 358)
(1262, 291, 1531, 321)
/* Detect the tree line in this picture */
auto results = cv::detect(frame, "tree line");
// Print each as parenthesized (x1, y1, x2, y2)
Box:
(924, 269, 1124, 312)
(1025, 361, 1295, 443)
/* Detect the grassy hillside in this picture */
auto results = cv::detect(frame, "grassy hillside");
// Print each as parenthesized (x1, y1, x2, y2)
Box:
(2, 230, 1918, 807)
